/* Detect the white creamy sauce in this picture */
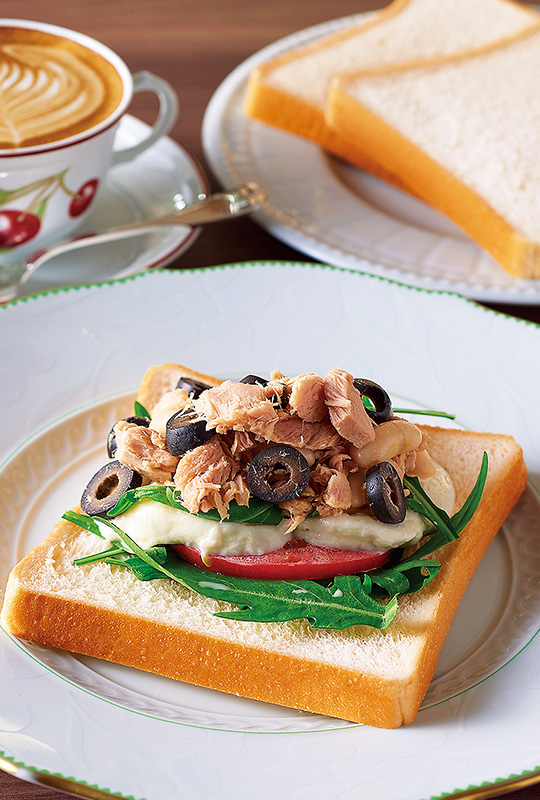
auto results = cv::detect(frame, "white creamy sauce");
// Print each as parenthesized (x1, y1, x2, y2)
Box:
(103, 463, 455, 557)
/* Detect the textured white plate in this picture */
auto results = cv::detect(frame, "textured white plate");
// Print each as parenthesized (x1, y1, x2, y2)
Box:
(1, 263, 540, 800)
(21, 114, 208, 298)
(202, 14, 540, 304)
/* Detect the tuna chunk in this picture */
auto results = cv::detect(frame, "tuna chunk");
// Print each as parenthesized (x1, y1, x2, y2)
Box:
(271, 415, 341, 449)
(279, 493, 315, 531)
(174, 437, 248, 516)
(194, 381, 279, 436)
(222, 472, 250, 508)
(323, 471, 352, 510)
(227, 430, 260, 460)
(195, 380, 340, 449)
(287, 373, 327, 422)
(324, 369, 375, 448)
(114, 420, 179, 483)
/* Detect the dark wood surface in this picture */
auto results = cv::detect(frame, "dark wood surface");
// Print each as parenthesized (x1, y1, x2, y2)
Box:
(1, 0, 539, 798)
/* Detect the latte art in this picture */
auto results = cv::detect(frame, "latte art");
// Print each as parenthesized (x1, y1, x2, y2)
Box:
(0, 29, 124, 149)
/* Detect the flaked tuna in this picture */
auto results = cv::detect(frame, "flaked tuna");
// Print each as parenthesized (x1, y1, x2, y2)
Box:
(271, 416, 341, 450)
(131, 368, 429, 522)
(323, 471, 353, 510)
(287, 373, 327, 422)
(174, 437, 236, 515)
(324, 369, 375, 448)
(114, 420, 178, 483)
(173, 438, 251, 517)
(194, 381, 279, 437)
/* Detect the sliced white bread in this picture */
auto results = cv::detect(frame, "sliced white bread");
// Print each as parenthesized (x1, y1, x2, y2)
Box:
(0, 424, 526, 728)
(327, 26, 540, 278)
(137, 362, 222, 410)
(244, 0, 539, 189)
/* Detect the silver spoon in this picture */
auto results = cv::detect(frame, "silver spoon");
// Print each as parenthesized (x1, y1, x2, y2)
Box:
(0, 182, 266, 302)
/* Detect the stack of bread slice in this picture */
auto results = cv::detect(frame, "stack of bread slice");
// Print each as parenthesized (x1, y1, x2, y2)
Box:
(245, 0, 540, 278)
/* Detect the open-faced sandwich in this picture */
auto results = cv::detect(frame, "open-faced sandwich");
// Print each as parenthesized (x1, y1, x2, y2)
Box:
(1, 363, 527, 728)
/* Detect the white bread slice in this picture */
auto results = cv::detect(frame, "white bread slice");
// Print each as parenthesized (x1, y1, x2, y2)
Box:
(244, 0, 540, 189)
(0, 418, 526, 727)
(327, 26, 540, 278)
(136, 361, 222, 411)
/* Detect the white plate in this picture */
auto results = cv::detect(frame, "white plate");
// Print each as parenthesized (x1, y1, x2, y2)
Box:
(20, 114, 208, 298)
(202, 15, 540, 304)
(1, 263, 540, 800)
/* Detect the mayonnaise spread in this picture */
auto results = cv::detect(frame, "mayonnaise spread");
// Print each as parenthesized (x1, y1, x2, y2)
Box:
(101, 462, 455, 558)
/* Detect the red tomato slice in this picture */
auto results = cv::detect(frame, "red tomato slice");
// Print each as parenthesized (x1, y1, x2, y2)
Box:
(172, 539, 391, 580)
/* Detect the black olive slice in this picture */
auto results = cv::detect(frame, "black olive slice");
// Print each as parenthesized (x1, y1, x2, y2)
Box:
(165, 408, 216, 456)
(365, 461, 406, 524)
(239, 374, 268, 386)
(175, 376, 212, 398)
(107, 415, 150, 459)
(247, 444, 310, 503)
(81, 460, 143, 516)
(353, 378, 392, 424)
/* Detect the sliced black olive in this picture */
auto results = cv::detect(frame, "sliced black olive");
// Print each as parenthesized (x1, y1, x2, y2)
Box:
(353, 378, 392, 424)
(165, 408, 216, 456)
(175, 376, 212, 398)
(81, 460, 142, 516)
(365, 461, 406, 524)
(239, 374, 268, 386)
(247, 444, 310, 503)
(107, 415, 149, 459)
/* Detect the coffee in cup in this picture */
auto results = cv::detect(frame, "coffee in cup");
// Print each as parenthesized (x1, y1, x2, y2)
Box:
(0, 18, 179, 297)
(0, 26, 125, 149)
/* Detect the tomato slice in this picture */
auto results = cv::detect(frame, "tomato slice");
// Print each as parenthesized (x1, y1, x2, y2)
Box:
(172, 539, 391, 580)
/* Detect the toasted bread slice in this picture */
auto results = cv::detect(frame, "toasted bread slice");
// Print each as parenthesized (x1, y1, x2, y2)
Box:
(0, 370, 527, 727)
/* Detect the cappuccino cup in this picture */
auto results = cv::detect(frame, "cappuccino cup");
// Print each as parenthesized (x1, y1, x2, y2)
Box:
(0, 18, 179, 277)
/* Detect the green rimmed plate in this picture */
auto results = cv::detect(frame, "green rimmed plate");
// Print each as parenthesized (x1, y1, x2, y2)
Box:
(1, 262, 539, 800)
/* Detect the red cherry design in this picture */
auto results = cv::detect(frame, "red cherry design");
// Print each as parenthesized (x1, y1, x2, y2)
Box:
(69, 178, 99, 217)
(0, 209, 41, 248)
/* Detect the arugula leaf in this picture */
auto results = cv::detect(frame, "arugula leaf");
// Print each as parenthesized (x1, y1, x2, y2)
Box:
(450, 451, 488, 533)
(105, 484, 285, 526)
(361, 395, 455, 420)
(403, 451, 488, 560)
(393, 407, 456, 420)
(365, 559, 441, 597)
(115, 545, 399, 630)
(404, 475, 458, 543)
(134, 400, 151, 419)
(63, 509, 108, 538)
(73, 544, 126, 565)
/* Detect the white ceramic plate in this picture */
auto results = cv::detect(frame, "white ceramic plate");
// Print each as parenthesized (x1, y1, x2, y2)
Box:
(202, 15, 540, 304)
(20, 114, 208, 298)
(1, 263, 540, 800)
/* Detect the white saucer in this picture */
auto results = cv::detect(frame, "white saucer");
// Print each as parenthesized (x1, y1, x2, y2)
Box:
(21, 115, 208, 297)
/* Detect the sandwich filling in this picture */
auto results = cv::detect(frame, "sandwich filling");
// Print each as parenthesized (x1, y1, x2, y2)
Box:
(65, 367, 487, 630)
(99, 461, 454, 557)
(79, 368, 457, 568)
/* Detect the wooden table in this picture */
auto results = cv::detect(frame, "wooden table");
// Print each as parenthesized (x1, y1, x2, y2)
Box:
(1, 0, 539, 797)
